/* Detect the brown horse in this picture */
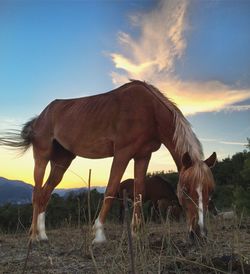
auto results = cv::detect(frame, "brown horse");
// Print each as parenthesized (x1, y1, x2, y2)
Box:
(118, 176, 182, 222)
(0, 80, 216, 243)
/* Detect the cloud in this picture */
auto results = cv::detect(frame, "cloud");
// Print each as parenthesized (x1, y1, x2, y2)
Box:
(200, 138, 247, 146)
(156, 80, 250, 115)
(109, 0, 250, 115)
(220, 141, 247, 146)
(223, 105, 250, 112)
(110, 0, 187, 81)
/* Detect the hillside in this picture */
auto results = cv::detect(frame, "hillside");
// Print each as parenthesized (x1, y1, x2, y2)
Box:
(0, 177, 33, 205)
(0, 177, 106, 205)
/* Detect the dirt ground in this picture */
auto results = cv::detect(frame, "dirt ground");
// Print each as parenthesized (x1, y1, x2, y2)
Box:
(0, 216, 250, 274)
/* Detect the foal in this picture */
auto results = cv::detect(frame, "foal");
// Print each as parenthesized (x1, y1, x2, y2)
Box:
(118, 176, 182, 223)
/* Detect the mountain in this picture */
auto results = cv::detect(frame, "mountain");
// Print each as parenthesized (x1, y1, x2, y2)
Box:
(0, 177, 33, 205)
(0, 177, 106, 205)
(53, 186, 106, 197)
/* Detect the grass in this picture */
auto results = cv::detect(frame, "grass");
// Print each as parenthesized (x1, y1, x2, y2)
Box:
(0, 214, 250, 273)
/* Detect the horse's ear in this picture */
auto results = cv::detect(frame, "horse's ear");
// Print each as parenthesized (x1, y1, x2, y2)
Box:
(204, 152, 217, 168)
(182, 152, 193, 169)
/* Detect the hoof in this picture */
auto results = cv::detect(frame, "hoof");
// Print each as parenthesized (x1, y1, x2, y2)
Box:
(92, 228, 107, 244)
(29, 227, 38, 242)
(38, 233, 48, 242)
(30, 233, 39, 243)
(131, 230, 137, 239)
(92, 236, 107, 245)
(39, 236, 49, 243)
(92, 217, 107, 244)
(30, 233, 49, 243)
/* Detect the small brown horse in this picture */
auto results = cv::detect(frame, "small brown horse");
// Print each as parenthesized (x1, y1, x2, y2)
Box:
(118, 176, 182, 222)
(0, 80, 216, 243)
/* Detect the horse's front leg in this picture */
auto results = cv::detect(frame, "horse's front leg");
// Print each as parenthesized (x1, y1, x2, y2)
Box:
(132, 154, 151, 236)
(92, 152, 130, 244)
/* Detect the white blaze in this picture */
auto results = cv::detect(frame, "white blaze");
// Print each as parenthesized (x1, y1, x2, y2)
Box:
(196, 184, 205, 235)
(92, 217, 107, 244)
(37, 212, 48, 241)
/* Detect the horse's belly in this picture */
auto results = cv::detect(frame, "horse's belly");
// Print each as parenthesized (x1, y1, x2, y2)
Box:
(71, 139, 114, 159)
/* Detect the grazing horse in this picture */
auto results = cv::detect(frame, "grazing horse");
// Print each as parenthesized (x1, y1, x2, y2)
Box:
(118, 176, 182, 222)
(0, 80, 216, 243)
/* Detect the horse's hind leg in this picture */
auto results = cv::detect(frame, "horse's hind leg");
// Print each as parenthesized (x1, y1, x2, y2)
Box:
(37, 144, 75, 240)
(31, 157, 48, 242)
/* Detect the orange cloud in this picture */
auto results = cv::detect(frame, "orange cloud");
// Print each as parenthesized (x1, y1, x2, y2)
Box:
(109, 0, 250, 115)
(156, 80, 250, 115)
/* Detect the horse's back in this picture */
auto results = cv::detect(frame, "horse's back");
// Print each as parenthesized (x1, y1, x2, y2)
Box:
(35, 81, 159, 133)
(32, 81, 160, 158)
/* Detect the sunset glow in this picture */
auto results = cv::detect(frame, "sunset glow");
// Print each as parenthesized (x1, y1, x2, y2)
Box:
(0, 0, 249, 188)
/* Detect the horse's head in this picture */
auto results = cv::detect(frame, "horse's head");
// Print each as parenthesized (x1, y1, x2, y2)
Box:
(177, 152, 217, 242)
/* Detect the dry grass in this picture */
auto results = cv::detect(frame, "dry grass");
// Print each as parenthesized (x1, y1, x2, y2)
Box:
(0, 216, 250, 274)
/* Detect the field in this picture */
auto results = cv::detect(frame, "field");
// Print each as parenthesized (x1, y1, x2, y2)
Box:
(1, 216, 250, 274)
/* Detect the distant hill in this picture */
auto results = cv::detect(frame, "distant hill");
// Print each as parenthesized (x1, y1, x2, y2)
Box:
(0, 177, 33, 205)
(0, 177, 106, 205)
(54, 186, 106, 197)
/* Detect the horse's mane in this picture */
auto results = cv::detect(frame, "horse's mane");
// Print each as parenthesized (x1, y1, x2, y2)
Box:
(129, 80, 204, 162)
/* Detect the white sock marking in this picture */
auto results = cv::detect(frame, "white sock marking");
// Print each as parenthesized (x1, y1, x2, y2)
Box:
(196, 184, 205, 236)
(92, 217, 106, 244)
(37, 212, 48, 241)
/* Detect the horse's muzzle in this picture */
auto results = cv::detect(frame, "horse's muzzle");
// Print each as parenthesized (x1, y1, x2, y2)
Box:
(189, 227, 208, 245)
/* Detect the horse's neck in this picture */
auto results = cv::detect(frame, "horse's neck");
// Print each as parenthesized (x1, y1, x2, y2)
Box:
(163, 140, 183, 172)
(156, 103, 202, 172)
(157, 114, 182, 171)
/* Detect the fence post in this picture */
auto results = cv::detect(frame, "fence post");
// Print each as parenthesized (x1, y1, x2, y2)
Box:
(123, 189, 135, 274)
(88, 169, 92, 228)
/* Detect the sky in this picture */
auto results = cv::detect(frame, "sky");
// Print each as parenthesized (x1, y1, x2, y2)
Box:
(0, 0, 249, 188)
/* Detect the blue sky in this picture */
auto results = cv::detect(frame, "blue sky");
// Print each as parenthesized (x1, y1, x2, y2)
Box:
(178, 1, 250, 87)
(0, 0, 249, 187)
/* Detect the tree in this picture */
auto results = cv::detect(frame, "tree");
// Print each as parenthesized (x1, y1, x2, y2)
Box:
(241, 157, 250, 186)
(246, 137, 250, 150)
(240, 138, 250, 188)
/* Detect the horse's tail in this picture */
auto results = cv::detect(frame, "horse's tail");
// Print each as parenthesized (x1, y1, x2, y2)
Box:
(0, 117, 37, 155)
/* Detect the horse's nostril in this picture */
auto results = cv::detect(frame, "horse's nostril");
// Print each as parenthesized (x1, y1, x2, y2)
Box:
(189, 226, 208, 245)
